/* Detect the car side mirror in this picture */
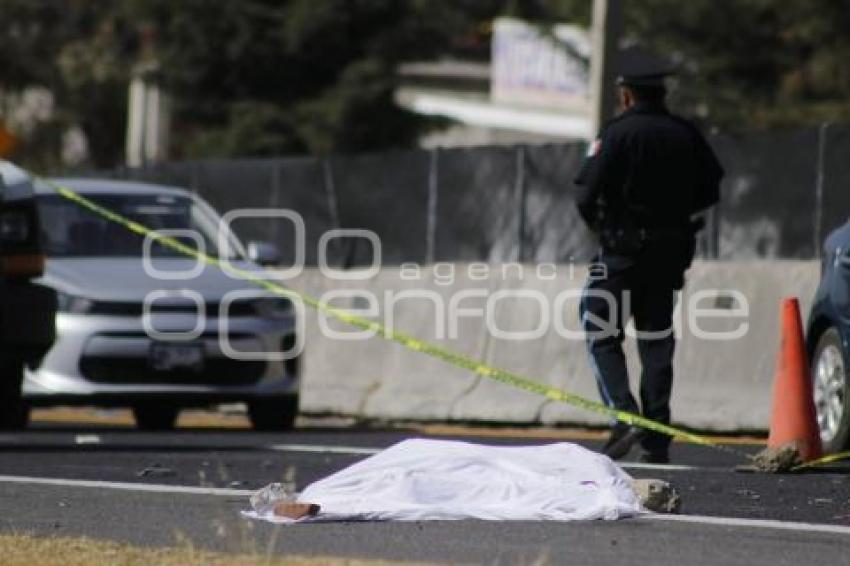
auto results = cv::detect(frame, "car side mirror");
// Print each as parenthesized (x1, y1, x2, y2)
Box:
(247, 241, 281, 266)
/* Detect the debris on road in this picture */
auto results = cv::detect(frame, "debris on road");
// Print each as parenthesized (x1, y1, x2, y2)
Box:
(250, 482, 296, 514)
(735, 489, 761, 501)
(136, 464, 177, 478)
(737, 444, 803, 473)
(631, 479, 681, 513)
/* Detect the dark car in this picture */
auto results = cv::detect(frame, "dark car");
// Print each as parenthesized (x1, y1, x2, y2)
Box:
(0, 160, 57, 429)
(806, 220, 850, 453)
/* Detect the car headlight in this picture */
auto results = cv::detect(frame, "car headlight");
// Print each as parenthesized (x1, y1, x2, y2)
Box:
(252, 297, 293, 319)
(56, 291, 94, 314)
(0, 210, 30, 243)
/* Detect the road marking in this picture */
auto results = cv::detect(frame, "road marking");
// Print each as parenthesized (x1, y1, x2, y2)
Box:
(642, 513, 850, 536)
(619, 462, 698, 472)
(267, 443, 382, 456)
(0, 474, 253, 497)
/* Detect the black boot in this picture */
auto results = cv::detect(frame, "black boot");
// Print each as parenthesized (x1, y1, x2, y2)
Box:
(602, 424, 644, 460)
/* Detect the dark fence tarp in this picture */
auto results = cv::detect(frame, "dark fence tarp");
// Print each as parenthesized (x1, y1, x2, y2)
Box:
(106, 124, 846, 264)
(122, 161, 197, 189)
(822, 124, 850, 246)
(331, 149, 430, 266)
(269, 157, 337, 267)
(711, 129, 819, 259)
(522, 143, 596, 263)
(433, 145, 521, 262)
(193, 159, 279, 244)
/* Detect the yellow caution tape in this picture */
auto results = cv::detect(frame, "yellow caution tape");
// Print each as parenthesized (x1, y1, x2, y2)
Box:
(793, 450, 850, 470)
(50, 182, 764, 463)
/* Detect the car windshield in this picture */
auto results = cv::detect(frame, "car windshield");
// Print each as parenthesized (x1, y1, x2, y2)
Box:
(38, 191, 245, 259)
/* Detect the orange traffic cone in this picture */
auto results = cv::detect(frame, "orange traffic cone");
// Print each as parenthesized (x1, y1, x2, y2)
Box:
(766, 297, 823, 461)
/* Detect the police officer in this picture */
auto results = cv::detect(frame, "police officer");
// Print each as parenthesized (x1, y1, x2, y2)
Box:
(575, 48, 723, 463)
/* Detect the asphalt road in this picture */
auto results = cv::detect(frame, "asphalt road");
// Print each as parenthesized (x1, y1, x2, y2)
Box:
(1, 423, 849, 565)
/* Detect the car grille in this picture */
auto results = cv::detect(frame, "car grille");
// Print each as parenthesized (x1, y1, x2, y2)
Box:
(88, 299, 257, 317)
(80, 356, 266, 385)
(79, 331, 267, 385)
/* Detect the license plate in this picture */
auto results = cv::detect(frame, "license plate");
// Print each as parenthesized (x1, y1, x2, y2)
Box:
(149, 342, 204, 372)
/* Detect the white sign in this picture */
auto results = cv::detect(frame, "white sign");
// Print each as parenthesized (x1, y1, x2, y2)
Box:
(491, 17, 591, 110)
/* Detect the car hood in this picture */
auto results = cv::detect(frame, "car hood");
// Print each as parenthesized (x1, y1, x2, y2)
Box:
(40, 258, 277, 302)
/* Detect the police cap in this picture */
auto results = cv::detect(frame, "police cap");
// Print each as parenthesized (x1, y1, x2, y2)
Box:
(615, 46, 676, 88)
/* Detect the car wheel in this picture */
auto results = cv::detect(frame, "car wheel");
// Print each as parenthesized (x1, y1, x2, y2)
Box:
(0, 359, 28, 430)
(249, 396, 298, 431)
(133, 404, 179, 431)
(812, 327, 850, 452)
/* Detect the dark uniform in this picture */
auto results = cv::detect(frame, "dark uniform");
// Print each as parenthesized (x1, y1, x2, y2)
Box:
(575, 51, 723, 461)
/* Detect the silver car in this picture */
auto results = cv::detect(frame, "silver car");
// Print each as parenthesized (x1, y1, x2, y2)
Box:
(24, 178, 301, 430)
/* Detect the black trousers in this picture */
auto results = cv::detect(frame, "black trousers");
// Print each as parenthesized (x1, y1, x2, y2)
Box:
(579, 248, 684, 453)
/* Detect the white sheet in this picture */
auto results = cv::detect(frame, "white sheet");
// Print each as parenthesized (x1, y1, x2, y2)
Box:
(243, 439, 645, 523)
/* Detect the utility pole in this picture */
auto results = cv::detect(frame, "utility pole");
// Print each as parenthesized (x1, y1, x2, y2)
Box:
(126, 63, 171, 168)
(589, 0, 623, 137)
(126, 25, 170, 167)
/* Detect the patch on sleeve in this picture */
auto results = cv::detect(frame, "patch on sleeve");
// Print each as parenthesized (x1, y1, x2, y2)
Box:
(587, 139, 601, 157)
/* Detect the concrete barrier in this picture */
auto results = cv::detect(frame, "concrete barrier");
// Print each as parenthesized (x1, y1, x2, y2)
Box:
(289, 260, 820, 432)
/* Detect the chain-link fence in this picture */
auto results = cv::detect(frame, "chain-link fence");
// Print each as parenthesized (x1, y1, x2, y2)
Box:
(106, 122, 850, 264)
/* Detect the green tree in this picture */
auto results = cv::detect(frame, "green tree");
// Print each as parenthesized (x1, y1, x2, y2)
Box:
(626, 0, 850, 129)
(120, 0, 494, 158)
(0, 0, 131, 169)
(1, 0, 499, 166)
(3, 0, 850, 169)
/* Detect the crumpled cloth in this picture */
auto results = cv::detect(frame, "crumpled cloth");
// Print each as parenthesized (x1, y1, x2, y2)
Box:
(243, 439, 645, 523)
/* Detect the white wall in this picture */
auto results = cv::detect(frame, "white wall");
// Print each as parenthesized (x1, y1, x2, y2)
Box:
(291, 261, 820, 432)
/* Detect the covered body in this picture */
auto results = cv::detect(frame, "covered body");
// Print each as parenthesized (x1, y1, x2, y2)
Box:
(245, 439, 644, 523)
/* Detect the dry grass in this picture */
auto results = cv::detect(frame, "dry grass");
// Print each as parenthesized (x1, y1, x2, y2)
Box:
(29, 407, 252, 429)
(0, 533, 427, 566)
